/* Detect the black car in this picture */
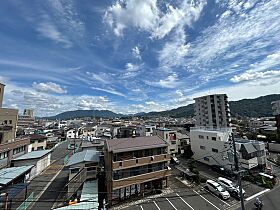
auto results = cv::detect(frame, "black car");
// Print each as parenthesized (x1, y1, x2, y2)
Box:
(211, 165, 235, 177)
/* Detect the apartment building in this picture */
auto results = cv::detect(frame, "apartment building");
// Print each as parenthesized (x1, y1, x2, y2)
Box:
(104, 136, 171, 206)
(0, 83, 31, 168)
(194, 94, 231, 128)
(190, 127, 267, 170)
(27, 134, 47, 151)
(17, 109, 35, 128)
(154, 128, 178, 154)
(272, 100, 280, 136)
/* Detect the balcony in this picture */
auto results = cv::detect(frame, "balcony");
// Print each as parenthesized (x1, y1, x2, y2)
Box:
(112, 169, 171, 189)
(239, 157, 258, 169)
(113, 154, 170, 170)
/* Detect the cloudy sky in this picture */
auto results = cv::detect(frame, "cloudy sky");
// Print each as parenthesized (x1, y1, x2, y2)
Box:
(0, 0, 280, 116)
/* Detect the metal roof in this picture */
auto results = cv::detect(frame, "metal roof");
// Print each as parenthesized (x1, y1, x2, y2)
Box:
(12, 150, 52, 161)
(106, 136, 169, 153)
(0, 165, 34, 185)
(66, 150, 99, 166)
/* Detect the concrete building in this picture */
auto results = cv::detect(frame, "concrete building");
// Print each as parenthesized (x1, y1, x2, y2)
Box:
(11, 150, 52, 178)
(0, 83, 4, 108)
(190, 127, 267, 170)
(137, 125, 156, 137)
(272, 100, 280, 137)
(194, 94, 231, 128)
(154, 128, 178, 154)
(27, 134, 48, 151)
(17, 109, 35, 128)
(104, 136, 171, 206)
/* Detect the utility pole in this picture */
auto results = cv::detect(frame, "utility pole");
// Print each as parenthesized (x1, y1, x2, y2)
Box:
(231, 134, 245, 210)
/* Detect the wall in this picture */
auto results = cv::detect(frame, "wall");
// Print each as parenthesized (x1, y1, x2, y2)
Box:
(0, 108, 18, 143)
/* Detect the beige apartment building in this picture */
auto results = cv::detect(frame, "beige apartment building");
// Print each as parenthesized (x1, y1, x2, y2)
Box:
(104, 136, 171, 206)
(194, 94, 231, 128)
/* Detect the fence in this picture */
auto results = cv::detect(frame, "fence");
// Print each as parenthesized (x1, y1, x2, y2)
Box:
(16, 192, 34, 210)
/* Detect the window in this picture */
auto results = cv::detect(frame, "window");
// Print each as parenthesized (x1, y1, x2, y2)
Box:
(212, 148, 218, 153)
(204, 157, 209, 161)
(70, 168, 80, 174)
(207, 136, 209, 140)
(4, 120, 7, 124)
(212, 137, 217, 141)
(200, 145, 206, 150)
(9, 120, 12, 124)
(199, 135, 204, 139)
(37, 146, 44, 150)
(171, 141, 176, 145)
(0, 152, 8, 159)
(119, 162, 123, 167)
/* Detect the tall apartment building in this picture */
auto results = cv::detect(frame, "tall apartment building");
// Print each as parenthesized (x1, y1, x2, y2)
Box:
(194, 94, 231, 128)
(272, 100, 280, 137)
(0, 83, 30, 168)
(18, 109, 35, 128)
(104, 136, 170, 206)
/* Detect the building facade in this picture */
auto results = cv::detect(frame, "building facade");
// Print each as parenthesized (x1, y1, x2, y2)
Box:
(137, 125, 156, 137)
(154, 128, 178, 154)
(272, 100, 280, 137)
(18, 109, 35, 128)
(194, 94, 231, 128)
(190, 128, 267, 170)
(104, 136, 171, 206)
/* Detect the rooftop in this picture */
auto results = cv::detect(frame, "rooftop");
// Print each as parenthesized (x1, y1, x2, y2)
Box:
(13, 150, 52, 161)
(0, 165, 33, 185)
(106, 136, 169, 153)
(66, 150, 99, 166)
(26, 133, 48, 140)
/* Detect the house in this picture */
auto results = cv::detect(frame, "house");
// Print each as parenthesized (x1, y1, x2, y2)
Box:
(27, 134, 47, 151)
(66, 150, 100, 181)
(66, 128, 79, 139)
(153, 128, 178, 154)
(190, 127, 267, 170)
(81, 139, 104, 152)
(11, 150, 52, 178)
(137, 125, 156, 137)
(104, 136, 171, 206)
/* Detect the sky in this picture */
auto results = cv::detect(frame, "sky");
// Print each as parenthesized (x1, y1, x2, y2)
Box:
(0, 0, 280, 117)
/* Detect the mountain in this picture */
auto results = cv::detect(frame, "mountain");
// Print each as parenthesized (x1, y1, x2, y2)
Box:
(45, 94, 280, 120)
(139, 94, 280, 118)
(45, 110, 124, 120)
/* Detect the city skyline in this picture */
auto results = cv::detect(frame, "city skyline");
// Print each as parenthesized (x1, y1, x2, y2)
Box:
(0, 0, 280, 116)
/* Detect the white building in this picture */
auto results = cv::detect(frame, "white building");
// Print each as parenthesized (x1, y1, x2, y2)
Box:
(154, 128, 178, 154)
(66, 128, 79, 139)
(11, 150, 52, 178)
(137, 125, 156, 137)
(190, 127, 267, 170)
(194, 94, 231, 128)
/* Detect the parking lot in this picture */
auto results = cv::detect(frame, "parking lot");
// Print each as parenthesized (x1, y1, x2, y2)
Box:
(123, 177, 240, 210)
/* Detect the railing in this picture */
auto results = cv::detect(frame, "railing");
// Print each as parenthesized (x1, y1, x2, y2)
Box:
(65, 168, 87, 199)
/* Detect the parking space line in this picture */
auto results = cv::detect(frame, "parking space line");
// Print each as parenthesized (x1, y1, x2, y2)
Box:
(245, 189, 270, 201)
(153, 201, 160, 210)
(176, 193, 195, 210)
(204, 188, 231, 207)
(166, 198, 178, 210)
(140, 205, 144, 210)
(193, 190, 221, 210)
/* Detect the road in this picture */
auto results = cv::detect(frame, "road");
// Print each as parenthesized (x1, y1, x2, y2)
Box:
(27, 140, 72, 210)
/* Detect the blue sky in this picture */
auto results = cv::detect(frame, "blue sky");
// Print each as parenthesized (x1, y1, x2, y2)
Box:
(0, 0, 280, 116)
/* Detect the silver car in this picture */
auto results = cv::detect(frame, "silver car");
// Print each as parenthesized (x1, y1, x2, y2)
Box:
(205, 180, 230, 200)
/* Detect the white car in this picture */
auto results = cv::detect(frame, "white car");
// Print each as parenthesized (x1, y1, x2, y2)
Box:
(205, 180, 230, 200)
(217, 177, 245, 198)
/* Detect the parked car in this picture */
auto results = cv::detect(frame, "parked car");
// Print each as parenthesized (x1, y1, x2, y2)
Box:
(217, 177, 245, 199)
(205, 180, 230, 200)
(170, 156, 180, 165)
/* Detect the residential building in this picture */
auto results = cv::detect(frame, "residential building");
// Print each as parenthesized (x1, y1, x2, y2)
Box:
(11, 150, 52, 178)
(104, 136, 171, 206)
(190, 127, 267, 170)
(116, 126, 136, 138)
(194, 94, 231, 128)
(154, 128, 178, 154)
(137, 125, 156, 137)
(66, 128, 79, 139)
(0, 108, 18, 143)
(272, 100, 280, 136)
(17, 109, 35, 128)
(66, 150, 100, 181)
(27, 134, 47, 151)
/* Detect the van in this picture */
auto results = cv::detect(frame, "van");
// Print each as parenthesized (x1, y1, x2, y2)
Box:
(205, 180, 230, 200)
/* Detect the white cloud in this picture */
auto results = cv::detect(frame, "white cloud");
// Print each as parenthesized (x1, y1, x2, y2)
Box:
(91, 87, 125, 97)
(32, 82, 67, 94)
(145, 101, 157, 106)
(37, 20, 72, 48)
(104, 0, 159, 37)
(147, 73, 180, 89)
(230, 70, 280, 83)
(175, 90, 183, 97)
(104, 0, 206, 38)
(86, 72, 111, 84)
(125, 63, 139, 72)
(132, 46, 142, 60)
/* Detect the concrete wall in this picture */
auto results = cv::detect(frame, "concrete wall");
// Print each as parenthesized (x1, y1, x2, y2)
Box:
(268, 142, 280, 153)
